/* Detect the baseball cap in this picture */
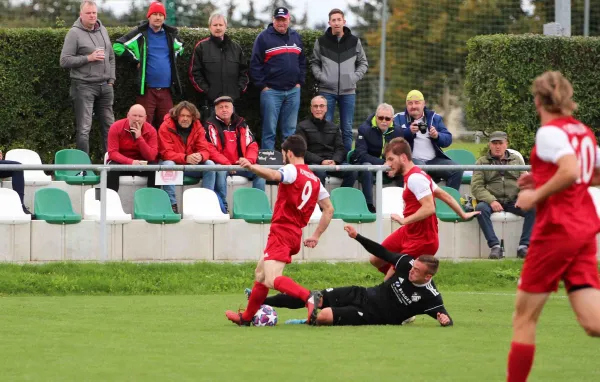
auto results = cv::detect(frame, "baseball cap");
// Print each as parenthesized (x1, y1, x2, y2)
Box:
(214, 95, 234, 106)
(406, 90, 424, 102)
(273, 7, 290, 18)
(489, 131, 508, 142)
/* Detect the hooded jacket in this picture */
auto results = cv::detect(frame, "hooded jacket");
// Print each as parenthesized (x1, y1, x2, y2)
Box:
(352, 113, 403, 165)
(113, 21, 183, 96)
(158, 115, 211, 165)
(60, 18, 116, 84)
(310, 26, 368, 96)
(204, 114, 259, 165)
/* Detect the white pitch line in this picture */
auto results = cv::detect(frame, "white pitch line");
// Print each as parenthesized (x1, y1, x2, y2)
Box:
(445, 291, 568, 299)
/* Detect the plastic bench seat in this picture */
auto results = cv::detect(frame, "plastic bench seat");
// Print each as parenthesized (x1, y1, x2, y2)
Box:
(34, 188, 82, 224)
(445, 149, 476, 184)
(134, 188, 181, 224)
(54, 149, 100, 185)
(331, 187, 376, 223)
(436, 186, 473, 222)
(232, 188, 272, 223)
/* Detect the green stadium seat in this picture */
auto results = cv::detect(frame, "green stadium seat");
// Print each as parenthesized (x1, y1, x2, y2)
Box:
(54, 149, 100, 185)
(232, 188, 273, 223)
(346, 149, 355, 164)
(34, 188, 82, 224)
(330, 187, 376, 223)
(133, 188, 181, 224)
(183, 175, 201, 185)
(445, 149, 476, 184)
(436, 186, 473, 222)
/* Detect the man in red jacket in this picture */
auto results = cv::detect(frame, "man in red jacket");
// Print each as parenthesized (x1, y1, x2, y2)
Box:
(107, 104, 159, 192)
(205, 96, 266, 209)
(158, 101, 227, 213)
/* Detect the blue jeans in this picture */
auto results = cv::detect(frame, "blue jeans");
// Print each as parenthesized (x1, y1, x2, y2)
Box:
(359, 162, 403, 206)
(260, 87, 301, 150)
(321, 92, 356, 153)
(475, 201, 535, 248)
(233, 170, 266, 191)
(413, 157, 463, 191)
(160, 160, 228, 212)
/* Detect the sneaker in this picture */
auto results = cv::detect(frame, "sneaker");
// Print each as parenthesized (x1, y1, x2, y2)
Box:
(225, 310, 251, 326)
(75, 171, 87, 177)
(306, 290, 322, 326)
(244, 287, 252, 300)
(401, 316, 416, 325)
(171, 204, 179, 214)
(517, 246, 528, 259)
(22, 205, 32, 215)
(488, 246, 503, 260)
(367, 203, 376, 213)
(285, 318, 308, 325)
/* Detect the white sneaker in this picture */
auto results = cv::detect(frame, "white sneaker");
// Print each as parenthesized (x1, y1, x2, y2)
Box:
(402, 316, 416, 325)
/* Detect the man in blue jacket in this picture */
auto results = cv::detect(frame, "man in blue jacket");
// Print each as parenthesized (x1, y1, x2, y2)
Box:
(393, 90, 462, 190)
(250, 7, 306, 150)
(351, 103, 403, 212)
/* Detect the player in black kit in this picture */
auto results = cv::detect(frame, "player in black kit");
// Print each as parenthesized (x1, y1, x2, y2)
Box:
(263, 225, 453, 326)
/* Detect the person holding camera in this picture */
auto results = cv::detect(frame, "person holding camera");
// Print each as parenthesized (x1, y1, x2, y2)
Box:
(393, 90, 462, 190)
(106, 104, 159, 193)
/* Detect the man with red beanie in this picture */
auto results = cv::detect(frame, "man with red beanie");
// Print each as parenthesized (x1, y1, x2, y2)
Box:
(113, 1, 184, 128)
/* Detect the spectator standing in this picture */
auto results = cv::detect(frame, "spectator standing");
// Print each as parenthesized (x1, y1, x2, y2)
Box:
(311, 8, 368, 153)
(60, 0, 115, 155)
(113, 1, 183, 128)
(393, 90, 463, 190)
(471, 131, 534, 259)
(158, 101, 227, 214)
(352, 103, 404, 212)
(106, 104, 158, 192)
(189, 12, 249, 118)
(295, 96, 357, 188)
(205, 96, 265, 211)
(250, 7, 306, 150)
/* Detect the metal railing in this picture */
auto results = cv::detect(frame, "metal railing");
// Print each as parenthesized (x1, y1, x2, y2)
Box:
(0, 163, 531, 262)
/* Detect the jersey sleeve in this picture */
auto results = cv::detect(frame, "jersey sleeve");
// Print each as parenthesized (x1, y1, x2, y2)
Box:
(354, 234, 402, 264)
(394, 254, 414, 274)
(595, 146, 600, 168)
(407, 173, 434, 200)
(423, 294, 453, 327)
(278, 164, 298, 184)
(535, 126, 575, 163)
(318, 182, 330, 201)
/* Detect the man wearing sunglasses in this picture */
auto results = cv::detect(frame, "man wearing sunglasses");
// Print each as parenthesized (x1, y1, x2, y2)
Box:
(351, 103, 404, 212)
(394, 90, 462, 191)
(295, 96, 357, 188)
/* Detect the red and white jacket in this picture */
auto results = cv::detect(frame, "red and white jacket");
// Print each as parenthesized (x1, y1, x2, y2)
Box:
(204, 114, 259, 165)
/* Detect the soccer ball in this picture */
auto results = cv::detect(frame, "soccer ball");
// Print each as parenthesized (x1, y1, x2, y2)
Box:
(252, 305, 278, 327)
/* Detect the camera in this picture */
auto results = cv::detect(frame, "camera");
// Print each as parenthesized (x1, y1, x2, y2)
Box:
(416, 121, 428, 134)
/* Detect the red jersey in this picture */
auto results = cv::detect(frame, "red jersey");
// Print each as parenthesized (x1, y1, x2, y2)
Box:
(529, 116, 600, 242)
(402, 166, 439, 241)
(271, 164, 329, 236)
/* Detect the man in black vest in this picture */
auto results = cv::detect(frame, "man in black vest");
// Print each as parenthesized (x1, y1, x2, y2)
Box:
(310, 8, 369, 153)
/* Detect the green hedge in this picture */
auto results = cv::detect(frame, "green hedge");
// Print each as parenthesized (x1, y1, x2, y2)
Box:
(465, 34, 600, 158)
(0, 27, 321, 163)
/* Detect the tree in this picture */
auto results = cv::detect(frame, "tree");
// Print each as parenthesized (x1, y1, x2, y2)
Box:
(240, 0, 263, 28)
(225, 0, 243, 28)
(261, 0, 294, 24)
(295, 3, 308, 29)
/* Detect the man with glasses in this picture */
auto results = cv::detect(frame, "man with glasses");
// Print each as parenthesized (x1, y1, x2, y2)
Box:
(295, 95, 357, 188)
(393, 90, 462, 190)
(471, 131, 534, 259)
(351, 103, 404, 212)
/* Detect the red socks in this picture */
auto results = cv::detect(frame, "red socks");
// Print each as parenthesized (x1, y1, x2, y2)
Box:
(241, 282, 269, 322)
(273, 276, 310, 302)
(507, 342, 535, 382)
(377, 263, 392, 275)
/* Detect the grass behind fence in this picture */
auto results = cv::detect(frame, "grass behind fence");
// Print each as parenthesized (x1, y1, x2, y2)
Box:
(0, 260, 542, 296)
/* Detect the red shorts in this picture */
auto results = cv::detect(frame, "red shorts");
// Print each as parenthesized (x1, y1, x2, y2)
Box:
(381, 226, 439, 258)
(518, 238, 600, 293)
(262, 227, 301, 264)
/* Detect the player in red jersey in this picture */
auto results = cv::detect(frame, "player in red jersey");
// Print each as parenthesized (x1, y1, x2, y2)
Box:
(371, 137, 479, 279)
(506, 71, 600, 382)
(225, 135, 334, 326)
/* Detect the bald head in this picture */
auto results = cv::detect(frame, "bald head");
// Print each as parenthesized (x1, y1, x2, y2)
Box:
(127, 104, 147, 128)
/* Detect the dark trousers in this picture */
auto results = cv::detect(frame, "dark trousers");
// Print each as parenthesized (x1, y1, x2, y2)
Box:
(475, 201, 535, 248)
(106, 161, 158, 193)
(413, 157, 463, 191)
(359, 162, 404, 205)
(137, 88, 173, 129)
(0, 160, 25, 204)
(313, 170, 357, 188)
(70, 81, 114, 154)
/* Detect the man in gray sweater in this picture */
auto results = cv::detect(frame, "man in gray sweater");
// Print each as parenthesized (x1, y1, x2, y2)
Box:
(311, 8, 368, 153)
(60, 0, 115, 155)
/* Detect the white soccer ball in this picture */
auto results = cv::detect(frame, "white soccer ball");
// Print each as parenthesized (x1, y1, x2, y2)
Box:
(252, 304, 278, 327)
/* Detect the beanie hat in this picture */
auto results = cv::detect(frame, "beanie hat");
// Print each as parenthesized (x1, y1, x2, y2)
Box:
(147, 2, 166, 18)
(406, 90, 424, 102)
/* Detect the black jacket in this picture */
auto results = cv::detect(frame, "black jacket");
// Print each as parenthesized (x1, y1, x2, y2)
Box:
(189, 34, 249, 103)
(295, 117, 346, 165)
(352, 113, 403, 165)
(113, 21, 183, 96)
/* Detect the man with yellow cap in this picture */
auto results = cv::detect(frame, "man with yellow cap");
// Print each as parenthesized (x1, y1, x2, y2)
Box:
(392, 90, 463, 190)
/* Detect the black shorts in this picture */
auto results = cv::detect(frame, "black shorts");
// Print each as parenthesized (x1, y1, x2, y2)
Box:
(321, 286, 381, 326)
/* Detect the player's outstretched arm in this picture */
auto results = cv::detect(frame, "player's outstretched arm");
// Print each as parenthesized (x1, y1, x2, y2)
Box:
(433, 187, 480, 220)
(237, 158, 282, 182)
(345, 225, 402, 264)
(305, 197, 334, 248)
(424, 305, 453, 327)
